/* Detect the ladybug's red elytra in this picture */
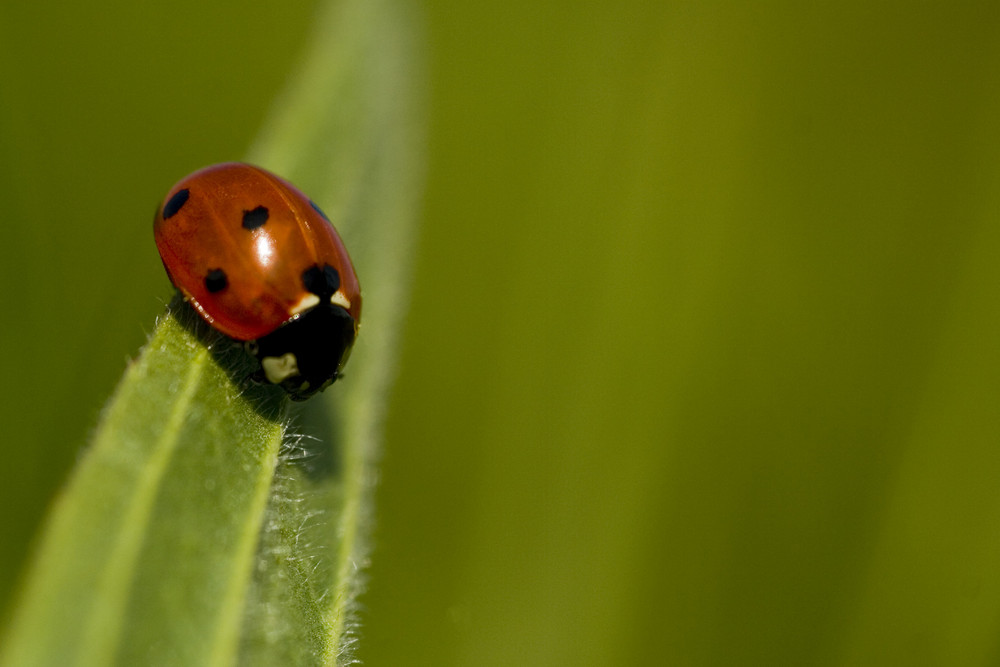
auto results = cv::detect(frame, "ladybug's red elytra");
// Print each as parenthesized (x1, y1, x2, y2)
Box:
(153, 162, 361, 400)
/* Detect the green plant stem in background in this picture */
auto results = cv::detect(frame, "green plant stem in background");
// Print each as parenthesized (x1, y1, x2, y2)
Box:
(0, 0, 423, 663)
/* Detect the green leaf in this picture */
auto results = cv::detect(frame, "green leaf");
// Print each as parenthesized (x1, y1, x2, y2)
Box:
(0, 0, 423, 663)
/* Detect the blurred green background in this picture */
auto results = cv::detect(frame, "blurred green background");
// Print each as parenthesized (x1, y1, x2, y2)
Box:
(3, 1, 1000, 665)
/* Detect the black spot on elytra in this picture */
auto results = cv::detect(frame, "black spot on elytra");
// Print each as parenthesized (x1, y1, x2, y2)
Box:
(205, 268, 228, 293)
(301, 264, 340, 299)
(163, 189, 190, 219)
(309, 200, 331, 222)
(242, 205, 269, 230)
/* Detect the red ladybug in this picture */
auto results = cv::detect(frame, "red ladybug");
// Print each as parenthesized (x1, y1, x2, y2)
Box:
(153, 162, 361, 400)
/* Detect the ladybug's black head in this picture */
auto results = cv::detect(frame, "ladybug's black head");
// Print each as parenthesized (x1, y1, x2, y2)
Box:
(247, 303, 357, 400)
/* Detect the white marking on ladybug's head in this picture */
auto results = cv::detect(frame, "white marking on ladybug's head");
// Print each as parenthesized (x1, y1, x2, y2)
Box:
(261, 353, 300, 384)
(290, 293, 321, 316)
(331, 289, 351, 310)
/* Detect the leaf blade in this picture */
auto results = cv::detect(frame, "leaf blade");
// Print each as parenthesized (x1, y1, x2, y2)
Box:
(0, 311, 287, 667)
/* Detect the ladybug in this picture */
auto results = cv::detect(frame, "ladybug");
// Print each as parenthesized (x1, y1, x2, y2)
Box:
(153, 162, 361, 400)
